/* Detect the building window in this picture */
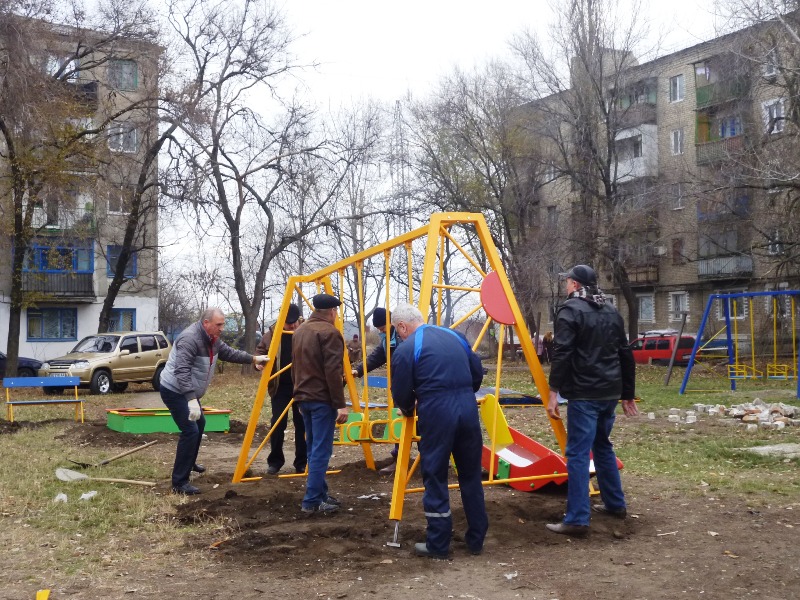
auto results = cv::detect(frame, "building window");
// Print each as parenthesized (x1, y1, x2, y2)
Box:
(671, 183, 684, 210)
(638, 294, 655, 323)
(107, 245, 137, 278)
(671, 128, 684, 155)
(764, 48, 778, 77)
(109, 187, 133, 214)
(109, 308, 136, 331)
(108, 122, 138, 153)
(546, 206, 557, 228)
(699, 229, 737, 258)
(46, 55, 79, 82)
(718, 116, 742, 139)
(672, 237, 685, 265)
(108, 59, 138, 90)
(669, 74, 684, 102)
(27, 308, 77, 341)
(24, 242, 93, 273)
(669, 291, 689, 322)
(716, 292, 747, 320)
(632, 135, 643, 158)
(767, 229, 784, 255)
(762, 99, 785, 134)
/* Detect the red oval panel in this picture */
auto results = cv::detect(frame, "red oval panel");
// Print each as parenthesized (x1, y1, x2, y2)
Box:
(480, 271, 516, 325)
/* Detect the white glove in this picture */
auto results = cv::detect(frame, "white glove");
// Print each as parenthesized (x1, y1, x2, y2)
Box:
(188, 399, 202, 421)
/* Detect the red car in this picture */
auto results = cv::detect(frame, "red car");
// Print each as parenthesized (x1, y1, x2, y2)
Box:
(629, 332, 696, 365)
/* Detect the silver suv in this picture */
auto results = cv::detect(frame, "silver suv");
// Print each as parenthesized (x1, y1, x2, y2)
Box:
(39, 332, 172, 394)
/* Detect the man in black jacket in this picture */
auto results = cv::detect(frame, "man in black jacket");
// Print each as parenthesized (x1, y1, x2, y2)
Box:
(545, 265, 637, 537)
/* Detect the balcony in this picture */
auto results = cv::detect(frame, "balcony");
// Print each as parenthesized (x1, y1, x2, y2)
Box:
(22, 272, 95, 299)
(626, 264, 659, 284)
(697, 255, 754, 278)
(31, 204, 95, 232)
(618, 103, 657, 129)
(696, 78, 749, 109)
(696, 135, 744, 165)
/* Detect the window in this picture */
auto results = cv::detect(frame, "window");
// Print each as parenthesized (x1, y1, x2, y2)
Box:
(24, 242, 93, 273)
(120, 336, 139, 354)
(156, 334, 169, 349)
(107, 245, 137, 278)
(109, 187, 133, 214)
(764, 48, 778, 77)
(671, 128, 684, 155)
(669, 74, 684, 102)
(546, 206, 558, 228)
(27, 308, 77, 341)
(669, 291, 689, 322)
(46, 55, 78, 82)
(768, 229, 784, 255)
(139, 335, 157, 352)
(109, 308, 136, 331)
(671, 183, 684, 210)
(672, 237, 685, 265)
(699, 229, 737, 258)
(716, 293, 747, 320)
(108, 59, 138, 90)
(762, 99, 785, 134)
(108, 122, 138, 153)
(632, 135, 643, 158)
(638, 294, 655, 323)
(718, 116, 742, 139)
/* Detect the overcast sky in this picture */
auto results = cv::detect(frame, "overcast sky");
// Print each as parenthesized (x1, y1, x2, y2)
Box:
(282, 0, 723, 107)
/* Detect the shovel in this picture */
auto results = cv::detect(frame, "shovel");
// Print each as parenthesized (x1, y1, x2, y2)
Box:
(55, 467, 156, 487)
(67, 440, 159, 469)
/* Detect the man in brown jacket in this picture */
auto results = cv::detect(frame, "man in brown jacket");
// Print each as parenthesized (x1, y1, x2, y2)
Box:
(256, 303, 306, 475)
(292, 293, 349, 514)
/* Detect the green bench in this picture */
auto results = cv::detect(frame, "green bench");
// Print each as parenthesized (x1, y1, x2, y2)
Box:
(4, 376, 83, 423)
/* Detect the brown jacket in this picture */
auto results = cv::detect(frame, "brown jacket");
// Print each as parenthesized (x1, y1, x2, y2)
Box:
(291, 312, 346, 409)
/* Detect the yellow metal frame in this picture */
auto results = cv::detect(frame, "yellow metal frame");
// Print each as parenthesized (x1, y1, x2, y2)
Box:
(232, 213, 565, 520)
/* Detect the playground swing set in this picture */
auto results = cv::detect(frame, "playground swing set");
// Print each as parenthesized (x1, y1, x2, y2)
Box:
(680, 290, 800, 399)
(231, 213, 595, 544)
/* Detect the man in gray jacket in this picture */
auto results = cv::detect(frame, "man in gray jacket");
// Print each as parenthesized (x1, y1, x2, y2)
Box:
(160, 308, 269, 494)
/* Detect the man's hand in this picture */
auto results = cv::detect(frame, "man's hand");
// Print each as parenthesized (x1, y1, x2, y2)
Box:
(336, 407, 349, 425)
(621, 399, 639, 417)
(351, 369, 359, 378)
(546, 390, 561, 420)
(252, 355, 269, 371)
(187, 399, 202, 421)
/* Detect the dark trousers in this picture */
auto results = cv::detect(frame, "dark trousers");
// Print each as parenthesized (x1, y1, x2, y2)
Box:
(268, 385, 307, 472)
(160, 385, 205, 488)
(418, 395, 488, 555)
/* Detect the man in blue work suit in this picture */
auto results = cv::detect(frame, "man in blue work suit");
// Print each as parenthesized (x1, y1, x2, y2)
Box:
(389, 303, 488, 559)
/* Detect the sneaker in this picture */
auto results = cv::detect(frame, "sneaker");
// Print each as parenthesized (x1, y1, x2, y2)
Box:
(379, 462, 397, 475)
(192, 464, 206, 474)
(545, 522, 589, 538)
(301, 500, 339, 514)
(295, 466, 306, 474)
(324, 495, 341, 506)
(266, 466, 280, 475)
(172, 483, 201, 495)
(592, 504, 627, 519)
(413, 542, 450, 559)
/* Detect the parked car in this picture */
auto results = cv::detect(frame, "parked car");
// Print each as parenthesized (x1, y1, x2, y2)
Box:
(0, 351, 43, 377)
(629, 332, 696, 366)
(38, 332, 172, 394)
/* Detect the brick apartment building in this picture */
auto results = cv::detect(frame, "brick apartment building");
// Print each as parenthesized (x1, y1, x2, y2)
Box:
(0, 19, 162, 361)
(529, 19, 800, 346)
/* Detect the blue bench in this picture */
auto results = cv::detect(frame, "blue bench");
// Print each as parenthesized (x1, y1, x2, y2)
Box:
(3, 377, 83, 423)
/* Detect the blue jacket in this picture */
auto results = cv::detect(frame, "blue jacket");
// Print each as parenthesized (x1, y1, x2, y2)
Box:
(390, 325, 483, 416)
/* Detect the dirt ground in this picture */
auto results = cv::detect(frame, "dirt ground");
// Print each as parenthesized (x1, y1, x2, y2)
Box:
(5, 416, 797, 600)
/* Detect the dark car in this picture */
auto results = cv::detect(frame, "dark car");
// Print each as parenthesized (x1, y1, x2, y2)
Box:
(0, 351, 44, 377)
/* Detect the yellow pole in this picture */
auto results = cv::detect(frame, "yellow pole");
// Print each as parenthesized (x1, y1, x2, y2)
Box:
(772, 297, 778, 365)
(405, 241, 414, 304)
(792, 296, 798, 378)
(748, 297, 757, 375)
(383, 249, 394, 413)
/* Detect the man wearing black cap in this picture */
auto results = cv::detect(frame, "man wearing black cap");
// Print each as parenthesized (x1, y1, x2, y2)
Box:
(256, 304, 306, 475)
(351, 307, 402, 474)
(545, 264, 637, 538)
(292, 293, 349, 513)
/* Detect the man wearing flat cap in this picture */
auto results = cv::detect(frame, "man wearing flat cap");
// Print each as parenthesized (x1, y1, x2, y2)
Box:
(545, 264, 637, 538)
(292, 293, 349, 513)
(257, 303, 306, 475)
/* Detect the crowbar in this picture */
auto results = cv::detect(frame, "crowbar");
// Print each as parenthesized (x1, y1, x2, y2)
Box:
(67, 440, 158, 469)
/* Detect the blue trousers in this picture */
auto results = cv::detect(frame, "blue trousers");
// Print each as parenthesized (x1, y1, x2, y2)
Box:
(564, 398, 626, 526)
(268, 385, 307, 472)
(299, 401, 336, 509)
(161, 385, 205, 488)
(417, 396, 488, 555)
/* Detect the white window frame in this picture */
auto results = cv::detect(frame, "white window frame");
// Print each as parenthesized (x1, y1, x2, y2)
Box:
(637, 294, 655, 323)
(671, 128, 685, 155)
(669, 74, 685, 102)
(715, 291, 748, 321)
(669, 291, 689, 322)
(671, 182, 684, 210)
(764, 48, 778, 77)
(762, 99, 785, 134)
(108, 59, 138, 91)
(108, 122, 138, 153)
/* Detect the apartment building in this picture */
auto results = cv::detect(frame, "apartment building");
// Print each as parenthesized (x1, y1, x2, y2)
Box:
(0, 19, 162, 361)
(532, 20, 800, 344)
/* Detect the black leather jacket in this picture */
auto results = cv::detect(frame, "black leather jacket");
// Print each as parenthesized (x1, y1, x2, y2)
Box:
(548, 297, 635, 401)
